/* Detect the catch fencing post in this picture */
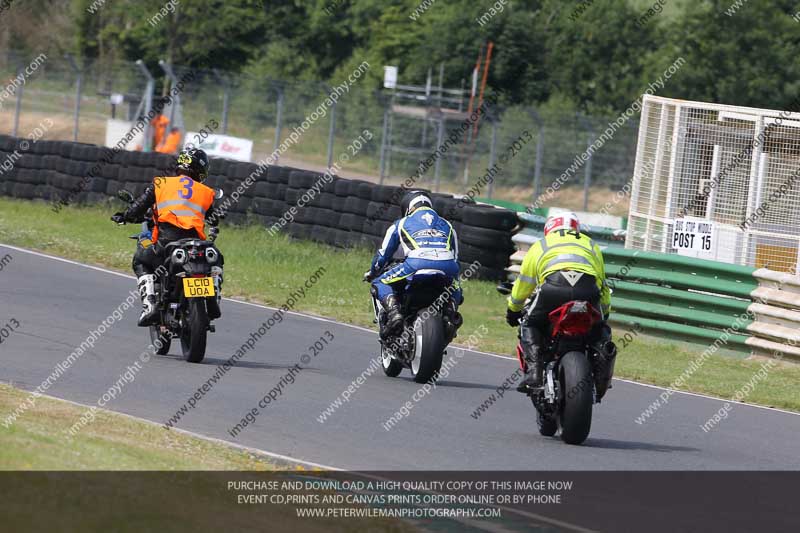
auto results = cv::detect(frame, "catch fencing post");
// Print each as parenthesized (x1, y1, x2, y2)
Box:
(12, 63, 23, 137)
(579, 116, 594, 211)
(487, 118, 498, 199)
(158, 60, 179, 130)
(530, 109, 544, 204)
(326, 86, 337, 170)
(583, 132, 593, 211)
(387, 112, 395, 178)
(65, 54, 83, 142)
(135, 60, 155, 152)
(433, 113, 445, 192)
(379, 104, 389, 184)
(213, 69, 231, 134)
(221, 86, 230, 134)
(274, 84, 284, 164)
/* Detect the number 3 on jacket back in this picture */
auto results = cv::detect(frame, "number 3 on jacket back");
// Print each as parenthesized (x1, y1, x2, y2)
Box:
(153, 176, 215, 241)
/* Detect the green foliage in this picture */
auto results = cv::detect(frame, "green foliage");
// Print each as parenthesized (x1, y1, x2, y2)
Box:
(3, 0, 798, 114)
(653, 0, 800, 108)
(543, 0, 659, 114)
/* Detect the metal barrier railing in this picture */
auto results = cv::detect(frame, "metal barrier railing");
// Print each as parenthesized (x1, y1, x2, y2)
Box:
(507, 215, 799, 362)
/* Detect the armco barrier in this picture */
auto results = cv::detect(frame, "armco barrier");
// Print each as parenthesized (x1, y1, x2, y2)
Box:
(747, 269, 800, 361)
(514, 212, 626, 248)
(477, 199, 628, 230)
(508, 219, 800, 362)
(0, 135, 517, 281)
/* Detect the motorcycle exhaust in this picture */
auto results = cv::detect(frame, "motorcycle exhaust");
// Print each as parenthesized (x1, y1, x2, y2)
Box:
(594, 341, 617, 400)
(207, 266, 223, 320)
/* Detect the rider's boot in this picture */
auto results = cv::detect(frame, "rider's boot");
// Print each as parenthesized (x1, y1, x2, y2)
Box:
(208, 266, 223, 320)
(137, 274, 159, 327)
(381, 294, 404, 338)
(517, 326, 543, 393)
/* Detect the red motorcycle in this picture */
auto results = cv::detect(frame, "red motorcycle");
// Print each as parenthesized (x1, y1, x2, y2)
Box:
(500, 283, 613, 445)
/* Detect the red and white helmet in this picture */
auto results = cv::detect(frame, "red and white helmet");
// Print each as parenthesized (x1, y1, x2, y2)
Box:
(544, 212, 580, 236)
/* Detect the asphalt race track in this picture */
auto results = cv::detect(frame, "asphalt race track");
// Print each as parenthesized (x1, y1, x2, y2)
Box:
(2, 243, 800, 471)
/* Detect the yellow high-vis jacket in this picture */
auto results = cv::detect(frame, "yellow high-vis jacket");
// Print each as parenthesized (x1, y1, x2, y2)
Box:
(508, 229, 611, 316)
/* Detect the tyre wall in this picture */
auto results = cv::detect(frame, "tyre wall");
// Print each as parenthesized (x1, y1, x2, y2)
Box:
(0, 135, 517, 280)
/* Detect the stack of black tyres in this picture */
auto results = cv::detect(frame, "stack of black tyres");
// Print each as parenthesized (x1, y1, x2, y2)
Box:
(0, 134, 176, 207)
(0, 134, 518, 280)
(455, 202, 518, 280)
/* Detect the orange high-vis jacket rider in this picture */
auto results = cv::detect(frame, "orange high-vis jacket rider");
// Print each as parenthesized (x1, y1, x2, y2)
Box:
(152, 176, 215, 241)
(151, 115, 169, 148)
(156, 129, 182, 154)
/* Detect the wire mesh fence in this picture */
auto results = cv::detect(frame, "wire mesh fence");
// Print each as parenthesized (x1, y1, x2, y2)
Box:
(0, 52, 639, 211)
(628, 95, 800, 275)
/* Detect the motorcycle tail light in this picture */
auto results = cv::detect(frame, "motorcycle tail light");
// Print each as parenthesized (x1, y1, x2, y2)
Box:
(548, 301, 601, 337)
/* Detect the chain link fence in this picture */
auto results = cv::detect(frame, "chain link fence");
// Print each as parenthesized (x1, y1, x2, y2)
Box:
(0, 52, 638, 213)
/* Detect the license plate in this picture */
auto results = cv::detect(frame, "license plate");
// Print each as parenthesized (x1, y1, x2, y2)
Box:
(182, 277, 215, 298)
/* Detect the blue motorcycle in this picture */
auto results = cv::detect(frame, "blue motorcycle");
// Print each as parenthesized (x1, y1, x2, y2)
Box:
(369, 267, 460, 383)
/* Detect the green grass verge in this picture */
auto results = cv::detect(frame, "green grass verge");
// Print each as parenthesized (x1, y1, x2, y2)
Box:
(0, 390, 412, 530)
(1, 197, 798, 413)
(0, 383, 279, 470)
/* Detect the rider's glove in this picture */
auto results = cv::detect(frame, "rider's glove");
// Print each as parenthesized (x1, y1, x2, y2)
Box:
(208, 226, 220, 240)
(111, 212, 126, 224)
(506, 309, 523, 327)
(363, 270, 374, 283)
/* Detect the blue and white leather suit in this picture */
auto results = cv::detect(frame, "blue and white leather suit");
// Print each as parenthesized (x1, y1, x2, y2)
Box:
(369, 206, 462, 303)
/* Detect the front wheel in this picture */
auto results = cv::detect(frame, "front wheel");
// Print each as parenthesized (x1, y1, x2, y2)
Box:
(558, 351, 593, 445)
(181, 299, 208, 363)
(410, 314, 446, 384)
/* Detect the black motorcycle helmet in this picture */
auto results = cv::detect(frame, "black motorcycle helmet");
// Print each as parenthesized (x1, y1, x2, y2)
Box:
(176, 147, 210, 183)
(401, 190, 433, 216)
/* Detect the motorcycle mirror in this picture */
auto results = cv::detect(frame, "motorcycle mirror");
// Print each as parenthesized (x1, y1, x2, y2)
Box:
(496, 281, 513, 296)
(215, 189, 224, 200)
(117, 189, 134, 203)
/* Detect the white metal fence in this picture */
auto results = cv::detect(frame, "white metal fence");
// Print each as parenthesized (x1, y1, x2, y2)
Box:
(627, 95, 800, 275)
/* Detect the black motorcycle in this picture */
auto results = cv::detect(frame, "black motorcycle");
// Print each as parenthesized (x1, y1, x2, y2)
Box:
(369, 268, 460, 383)
(116, 189, 223, 363)
(498, 282, 615, 445)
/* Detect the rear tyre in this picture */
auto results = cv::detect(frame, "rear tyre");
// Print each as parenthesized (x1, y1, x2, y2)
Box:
(559, 351, 593, 445)
(149, 325, 171, 355)
(381, 344, 403, 377)
(410, 314, 446, 384)
(181, 299, 208, 363)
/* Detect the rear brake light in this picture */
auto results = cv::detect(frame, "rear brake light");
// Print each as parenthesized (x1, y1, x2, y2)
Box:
(548, 301, 601, 337)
